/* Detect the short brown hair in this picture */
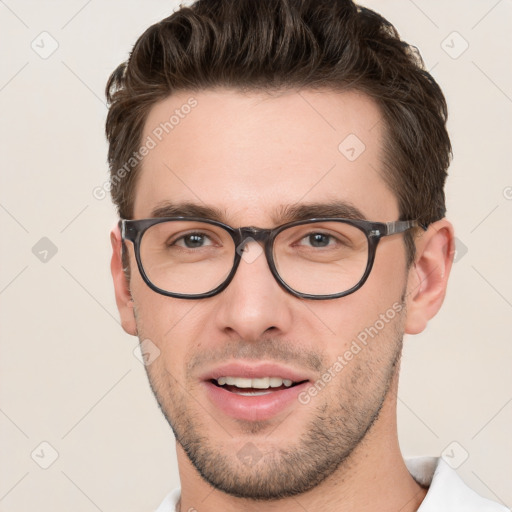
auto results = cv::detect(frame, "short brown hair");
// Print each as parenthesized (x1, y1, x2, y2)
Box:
(105, 0, 451, 263)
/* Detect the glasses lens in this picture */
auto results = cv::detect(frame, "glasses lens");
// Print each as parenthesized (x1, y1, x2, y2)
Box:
(139, 220, 235, 295)
(273, 221, 369, 296)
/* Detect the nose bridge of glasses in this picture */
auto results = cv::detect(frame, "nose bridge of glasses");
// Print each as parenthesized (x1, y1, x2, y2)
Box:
(236, 227, 272, 249)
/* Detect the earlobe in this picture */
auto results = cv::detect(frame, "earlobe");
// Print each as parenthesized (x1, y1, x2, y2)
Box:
(404, 219, 455, 335)
(110, 224, 138, 336)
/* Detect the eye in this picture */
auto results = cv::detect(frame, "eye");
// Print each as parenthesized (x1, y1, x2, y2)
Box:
(299, 232, 337, 248)
(172, 232, 214, 249)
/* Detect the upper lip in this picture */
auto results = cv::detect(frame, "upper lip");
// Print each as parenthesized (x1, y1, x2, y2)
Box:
(199, 362, 313, 383)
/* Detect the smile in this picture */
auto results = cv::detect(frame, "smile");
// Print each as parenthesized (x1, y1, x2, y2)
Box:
(213, 376, 304, 396)
(201, 363, 312, 421)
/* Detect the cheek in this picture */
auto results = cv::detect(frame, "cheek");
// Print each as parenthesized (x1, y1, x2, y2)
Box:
(131, 279, 209, 370)
(131, 280, 180, 344)
(303, 245, 407, 359)
(366, 236, 409, 298)
(305, 294, 401, 355)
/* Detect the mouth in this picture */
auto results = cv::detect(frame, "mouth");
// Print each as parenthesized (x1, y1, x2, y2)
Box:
(211, 376, 307, 396)
(201, 363, 312, 421)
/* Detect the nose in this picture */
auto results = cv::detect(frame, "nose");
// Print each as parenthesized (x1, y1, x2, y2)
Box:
(213, 239, 294, 341)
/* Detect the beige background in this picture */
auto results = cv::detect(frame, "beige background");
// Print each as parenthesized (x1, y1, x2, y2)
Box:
(1, 1, 511, 510)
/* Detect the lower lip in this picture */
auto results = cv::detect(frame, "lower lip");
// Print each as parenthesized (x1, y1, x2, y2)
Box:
(203, 381, 309, 422)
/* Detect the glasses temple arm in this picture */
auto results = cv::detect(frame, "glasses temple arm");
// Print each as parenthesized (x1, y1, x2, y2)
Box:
(384, 220, 428, 235)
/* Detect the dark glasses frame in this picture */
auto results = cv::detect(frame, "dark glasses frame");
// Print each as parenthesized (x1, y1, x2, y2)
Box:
(120, 217, 425, 300)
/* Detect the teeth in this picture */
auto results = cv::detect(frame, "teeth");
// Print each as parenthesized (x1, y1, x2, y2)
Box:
(269, 377, 282, 387)
(252, 377, 270, 388)
(236, 390, 273, 396)
(216, 377, 295, 389)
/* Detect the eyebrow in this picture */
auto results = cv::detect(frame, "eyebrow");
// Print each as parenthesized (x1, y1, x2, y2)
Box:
(150, 201, 226, 221)
(274, 201, 368, 223)
(149, 200, 368, 225)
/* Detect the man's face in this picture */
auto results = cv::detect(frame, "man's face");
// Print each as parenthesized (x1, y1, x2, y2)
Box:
(124, 89, 412, 498)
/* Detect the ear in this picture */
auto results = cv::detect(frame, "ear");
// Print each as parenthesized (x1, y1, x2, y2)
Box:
(110, 223, 137, 336)
(404, 219, 455, 335)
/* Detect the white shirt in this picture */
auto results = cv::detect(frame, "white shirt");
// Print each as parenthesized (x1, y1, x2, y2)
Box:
(155, 457, 509, 511)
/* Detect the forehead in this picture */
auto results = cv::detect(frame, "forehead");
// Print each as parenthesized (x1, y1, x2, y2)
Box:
(133, 88, 398, 224)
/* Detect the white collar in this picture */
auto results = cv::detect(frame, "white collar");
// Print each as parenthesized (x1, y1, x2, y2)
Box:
(406, 457, 508, 511)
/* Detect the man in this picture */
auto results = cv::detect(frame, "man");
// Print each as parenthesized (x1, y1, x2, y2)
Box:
(105, 1, 508, 510)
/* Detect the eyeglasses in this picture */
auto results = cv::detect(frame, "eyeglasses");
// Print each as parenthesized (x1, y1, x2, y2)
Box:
(120, 217, 424, 300)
